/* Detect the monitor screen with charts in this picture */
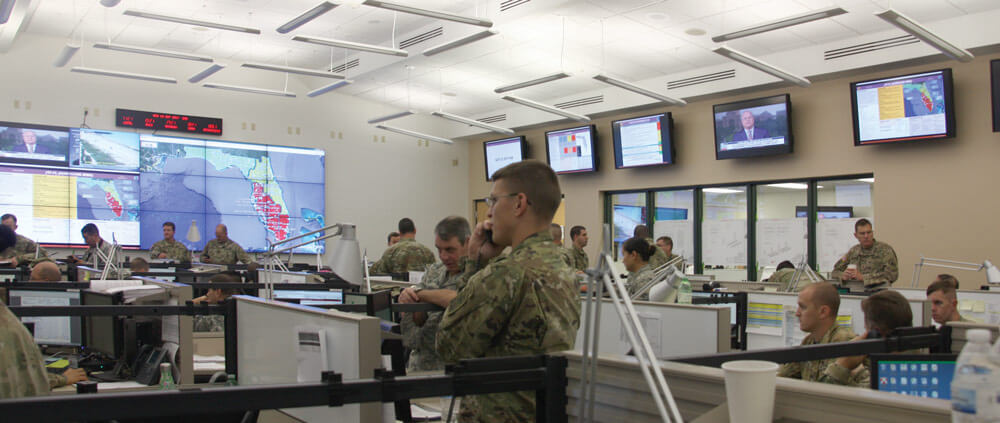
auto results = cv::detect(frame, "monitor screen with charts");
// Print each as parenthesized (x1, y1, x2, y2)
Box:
(545, 125, 597, 174)
(851, 69, 955, 145)
(870, 353, 957, 400)
(8, 289, 82, 347)
(612, 112, 674, 169)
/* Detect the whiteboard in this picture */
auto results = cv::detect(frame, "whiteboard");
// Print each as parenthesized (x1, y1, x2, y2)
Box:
(236, 296, 381, 422)
(575, 299, 728, 359)
(653, 220, 694, 263)
(817, 218, 874, 272)
(702, 219, 746, 266)
(756, 218, 807, 267)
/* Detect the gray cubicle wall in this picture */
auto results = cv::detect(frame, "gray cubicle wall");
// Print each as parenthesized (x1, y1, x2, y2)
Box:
(236, 296, 382, 423)
(893, 287, 1000, 325)
(746, 291, 930, 350)
(575, 299, 730, 359)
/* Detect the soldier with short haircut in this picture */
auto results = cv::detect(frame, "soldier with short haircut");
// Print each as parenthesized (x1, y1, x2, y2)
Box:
(767, 260, 798, 290)
(0, 214, 50, 267)
(831, 290, 915, 387)
(926, 274, 969, 324)
(149, 221, 190, 262)
(202, 224, 252, 265)
(387, 231, 400, 246)
(655, 235, 684, 272)
(29, 261, 62, 282)
(831, 218, 898, 292)
(370, 218, 436, 273)
(549, 223, 574, 268)
(69, 223, 113, 266)
(778, 282, 859, 386)
(192, 272, 241, 332)
(633, 224, 668, 269)
(569, 225, 589, 271)
(436, 160, 580, 423)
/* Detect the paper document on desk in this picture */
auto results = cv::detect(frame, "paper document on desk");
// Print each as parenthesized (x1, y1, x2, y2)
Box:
(747, 302, 783, 336)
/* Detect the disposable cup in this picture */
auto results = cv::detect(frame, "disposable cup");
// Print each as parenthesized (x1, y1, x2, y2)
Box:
(721, 360, 780, 423)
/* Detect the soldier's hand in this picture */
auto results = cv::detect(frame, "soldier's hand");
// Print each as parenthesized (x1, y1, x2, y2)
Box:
(399, 287, 420, 304)
(63, 368, 88, 385)
(469, 221, 501, 263)
(157, 253, 168, 259)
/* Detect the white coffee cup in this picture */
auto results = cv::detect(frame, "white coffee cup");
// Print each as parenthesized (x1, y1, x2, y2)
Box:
(721, 360, 780, 423)
(847, 264, 858, 271)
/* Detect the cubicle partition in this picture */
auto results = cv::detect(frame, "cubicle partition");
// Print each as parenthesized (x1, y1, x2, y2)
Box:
(745, 291, 930, 350)
(235, 295, 382, 423)
(133, 276, 195, 384)
(893, 287, 1000, 325)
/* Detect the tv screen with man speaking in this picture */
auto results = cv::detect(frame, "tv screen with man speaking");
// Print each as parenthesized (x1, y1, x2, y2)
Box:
(713, 94, 792, 160)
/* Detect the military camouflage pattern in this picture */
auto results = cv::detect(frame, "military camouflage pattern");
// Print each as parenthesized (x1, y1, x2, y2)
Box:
(150, 239, 190, 262)
(202, 238, 252, 265)
(778, 325, 866, 386)
(436, 230, 580, 423)
(768, 268, 797, 291)
(194, 315, 225, 332)
(0, 303, 51, 398)
(47, 372, 67, 389)
(626, 263, 655, 300)
(557, 247, 574, 268)
(0, 234, 49, 266)
(664, 253, 684, 272)
(82, 239, 115, 267)
(831, 240, 898, 291)
(645, 238, 669, 269)
(570, 246, 588, 271)
(401, 261, 465, 371)
(370, 238, 436, 274)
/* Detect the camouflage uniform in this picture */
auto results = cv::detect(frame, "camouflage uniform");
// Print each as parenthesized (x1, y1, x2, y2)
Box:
(569, 246, 588, 271)
(768, 268, 797, 291)
(436, 230, 580, 423)
(401, 261, 466, 372)
(149, 239, 190, 262)
(778, 325, 867, 387)
(664, 253, 684, 272)
(557, 247, 574, 268)
(831, 240, 898, 291)
(82, 239, 115, 267)
(626, 263, 656, 300)
(646, 238, 669, 269)
(0, 234, 50, 265)
(194, 315, 225, 332)
(370, 238, 436, 274)
(203, 238, 252, 265)
(0, 302, 51, 398)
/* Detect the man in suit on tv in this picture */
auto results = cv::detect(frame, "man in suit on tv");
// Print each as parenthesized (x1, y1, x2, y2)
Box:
(11, 130, 50, 154)
(731, 111, 770, 141)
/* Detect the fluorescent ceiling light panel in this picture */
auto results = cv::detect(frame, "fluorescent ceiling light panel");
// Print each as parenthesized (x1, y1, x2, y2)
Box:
(593, 74, 686, 106)
(276, 2, 337, 34)
(857, 178, 875, 183)
(292, 35, 408, 57)
(53, 43, 80, 67)
(494, 72, 570, 94)
(423, 29, 498, 56)
(431, 111, 515, 135)
(242, 62, 346, 79)
(188, 63, 226, 83)
(93, 42, 214, 62)
(362, 0, 492, 28)
(765, 183, 808, 190)
(874, 8, 974, 63)
(713, 46, 810, 87)
(307, 79, 353, 97)
(123, 9, 261, 34)
(367, 110, 415, 124)
(501, 95, 590, 123)
(70, 66, 177, 83)
(703, 188, 744, 194)
(203, 83, 296, 97)
(375, 124, 454, 145)
(712, 7, 847, 42)
(0, 0, 13, 24)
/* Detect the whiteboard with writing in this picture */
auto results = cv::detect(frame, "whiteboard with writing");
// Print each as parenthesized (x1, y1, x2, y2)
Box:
(756, 218, 807, 267)
(703, 219, 746, 266)
(653, 220, 694, 262)
(817, 218, 872, 272)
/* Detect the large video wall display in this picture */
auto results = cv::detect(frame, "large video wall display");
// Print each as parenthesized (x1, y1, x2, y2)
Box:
(0, 122, 325, 253)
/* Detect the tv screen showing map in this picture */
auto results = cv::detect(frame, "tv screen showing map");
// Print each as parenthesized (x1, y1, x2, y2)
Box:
(851, 69, 955, 145)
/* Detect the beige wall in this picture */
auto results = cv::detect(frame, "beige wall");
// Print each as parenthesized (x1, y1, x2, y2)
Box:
(468, 53, 1000, 288)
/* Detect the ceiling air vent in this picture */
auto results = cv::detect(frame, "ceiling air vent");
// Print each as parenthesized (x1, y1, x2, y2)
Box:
(330, 58, 359, 74)
(555, 95, 603, 109)
(824, 35, 919, 60)
(399, 27, 444, 49)
(500, 0, 530, 12)
(667, 69, 735, 90)
(477, 114, 506, 124)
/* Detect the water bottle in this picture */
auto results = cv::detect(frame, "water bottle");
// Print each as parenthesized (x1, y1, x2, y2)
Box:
(159, 362, 176, 390)
(987, 334, 1000, 420)
(676, 277, 692, 304)
(226, 373, 238, 387)
(951, 329, 994, 422)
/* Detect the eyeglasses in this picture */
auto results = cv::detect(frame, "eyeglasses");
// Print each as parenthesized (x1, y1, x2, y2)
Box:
(484, 193, 520, 208)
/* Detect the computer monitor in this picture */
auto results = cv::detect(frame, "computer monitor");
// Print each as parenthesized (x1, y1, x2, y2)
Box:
(851, 69, 955, 146)
(483, 136, 527, 180)
(81, 290, 124, 358)
(870, 353, 958, 400)
(8, 289, 83, 347)
(544, 125, 598, 174)
(344, 290, 392, 322)
(691, 292, 738, 325)
(274, 289, 343, 306)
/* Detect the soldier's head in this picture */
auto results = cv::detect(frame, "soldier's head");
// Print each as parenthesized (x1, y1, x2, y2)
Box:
(777, 260, 795, 271)
(862, 290, 912, 336)
(434, 216, 471, 274)
(130, 257, 150, 273)
(215, 224, 228, 241)
(398, 218, 416, 237)
(1, 213, 16, 231)
(487, 160, 561, 247)
(206, 271, 241, 303)
(926, 274, 961, 324)
(622, 237, 655, 272)
(0, 224, 14, 251)
(549, 224, 563, 246)
(81, 223, 101, 247)
(162, 222, 176, 241)
(854, 218, 874, 248)
(387, 232, 400, 246)
(29, 261, 61, 282)
(632, 225, 650, 239)
(656, 236, 673, 256)
(796, 282, 840, 335)
(570, 225, 587, 248)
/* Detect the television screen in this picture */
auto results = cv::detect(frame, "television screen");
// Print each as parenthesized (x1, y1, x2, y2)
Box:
(483, 136, 526, 180)
(69, 128, 140, 172)
(0, 122, 70, 166)
(545, 125, 597, 174)
(713, 94, 792, 160)
(612, 112, 674, 169)
(851, 69, 955, 145)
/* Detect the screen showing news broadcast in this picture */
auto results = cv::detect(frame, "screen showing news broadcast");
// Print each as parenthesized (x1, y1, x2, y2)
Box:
(713, 94, 792, 160)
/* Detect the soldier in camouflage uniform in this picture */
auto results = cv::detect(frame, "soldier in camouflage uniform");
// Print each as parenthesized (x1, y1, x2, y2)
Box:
(777, 282, 861, 386)
(67, 223, 114, 267)
(633, 225, 668, 269)
(149, 221, 190, 262)
(767, 260, 800, 291)
(549, 224, 574, 268)
(655, 236, 685, 272)
(1, 214, 50, 267)
(192, 272, 241, 332)
(569, 225, 589, 272)
(370, 218, 436, 274)
(437, 161, 579, 423)
(398, 216, 471, 372)
(830, 219, 898, 292)
(824, 290, 916, 388)
(622, 237, 658, 300)
(202, 224, 252, 265)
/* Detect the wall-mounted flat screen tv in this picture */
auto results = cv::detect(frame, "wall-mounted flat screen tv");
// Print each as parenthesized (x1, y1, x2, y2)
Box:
(545, 125, 597, 174)
(483, 136, 526, 180)
(612, 112, 674, 169)
(851, 68, 955, 145)
(713, 94, 792, 159)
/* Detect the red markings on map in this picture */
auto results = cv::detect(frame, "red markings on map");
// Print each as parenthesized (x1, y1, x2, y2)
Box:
(105, 192, 123, 217)
(251, 182, 289, 240)
(920, 93, 933, 112)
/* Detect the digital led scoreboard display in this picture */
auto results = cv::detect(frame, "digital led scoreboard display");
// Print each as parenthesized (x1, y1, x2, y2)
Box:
(116, 108, 222, 135)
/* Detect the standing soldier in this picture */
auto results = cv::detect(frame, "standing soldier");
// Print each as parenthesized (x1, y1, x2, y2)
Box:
(569, 225, 589, 272)
(831, 218, 898, 292)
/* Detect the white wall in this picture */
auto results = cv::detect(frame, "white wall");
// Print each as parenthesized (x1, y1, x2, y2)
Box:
(1, 33, 469, 262)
